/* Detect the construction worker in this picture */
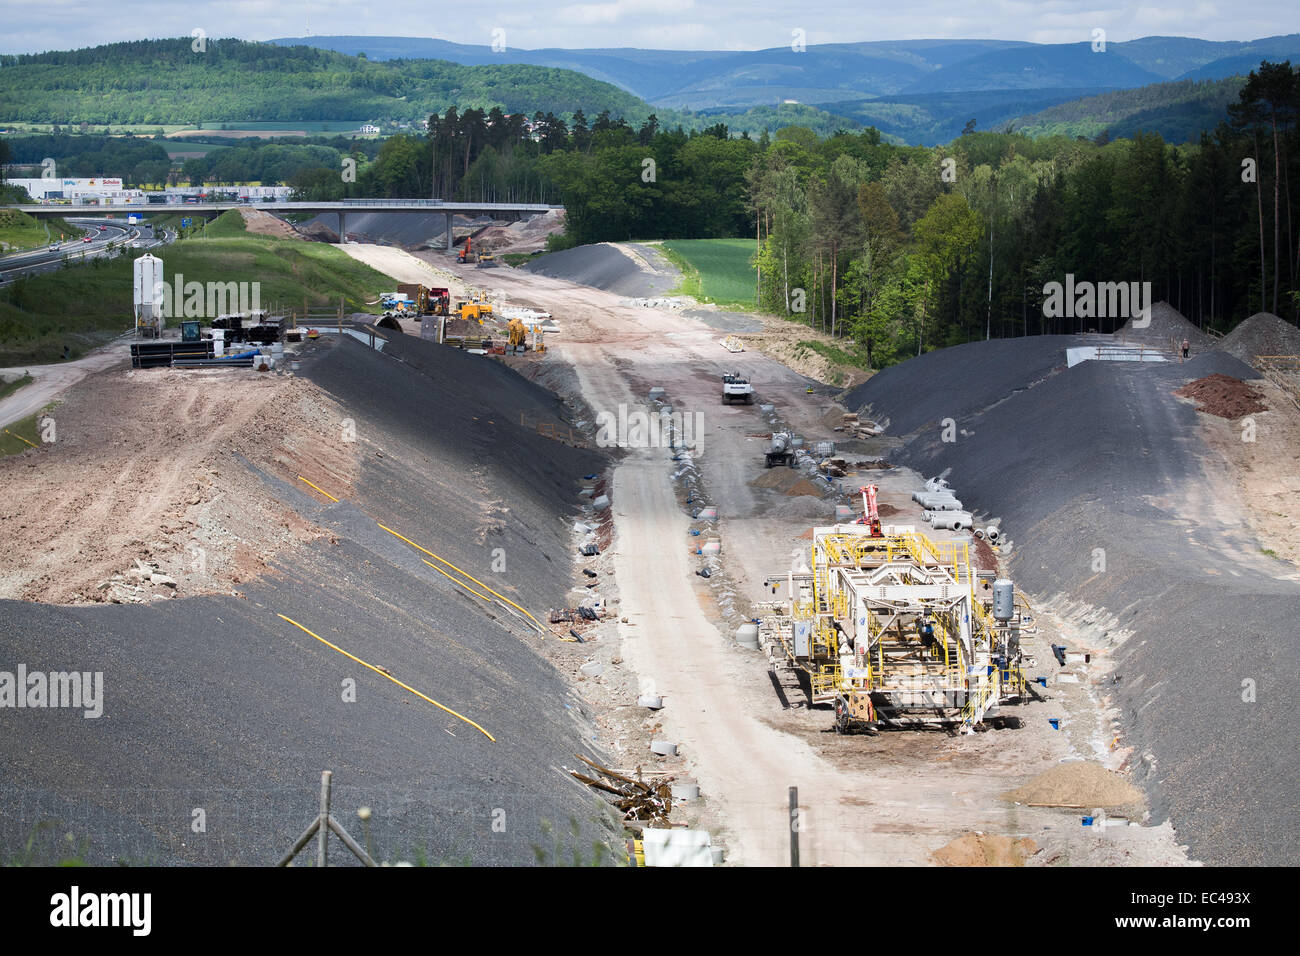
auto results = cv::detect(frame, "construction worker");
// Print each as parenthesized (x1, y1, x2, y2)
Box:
(1181, 338, 1190, 361)
(919, 618, 937, 658)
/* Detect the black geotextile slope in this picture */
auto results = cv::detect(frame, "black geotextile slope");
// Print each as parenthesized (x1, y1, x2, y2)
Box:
(871, 342, 1299, 865)
(843, 335, 1076, 436)
(0, 537, 617, 866)
(521, 243, 677, 298)
(0, 340, 617, 866)
(302, 335, 606, 613)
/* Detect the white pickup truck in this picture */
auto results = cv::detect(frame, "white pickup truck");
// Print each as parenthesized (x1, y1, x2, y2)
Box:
(722, 372, 755, 405)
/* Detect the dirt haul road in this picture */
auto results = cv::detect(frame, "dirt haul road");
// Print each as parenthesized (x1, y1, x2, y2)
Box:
(357, 243, 1191, 867)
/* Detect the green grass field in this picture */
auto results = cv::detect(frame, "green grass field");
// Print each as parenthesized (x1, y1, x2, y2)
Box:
(0, 213, 393, 364)
(657, 238, 758, 309)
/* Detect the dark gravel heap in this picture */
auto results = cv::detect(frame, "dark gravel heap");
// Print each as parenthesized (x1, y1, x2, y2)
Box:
(858, 339, 1299, 865)
(521, 243, 678, 298)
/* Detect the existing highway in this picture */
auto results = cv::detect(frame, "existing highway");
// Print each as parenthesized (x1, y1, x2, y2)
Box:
(0, 218, 170, 287)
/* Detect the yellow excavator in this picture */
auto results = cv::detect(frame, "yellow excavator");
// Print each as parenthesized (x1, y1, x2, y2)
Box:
(507, 318, 527, 347)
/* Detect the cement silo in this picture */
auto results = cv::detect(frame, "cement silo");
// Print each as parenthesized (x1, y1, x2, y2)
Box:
(133, 254, 165, 336)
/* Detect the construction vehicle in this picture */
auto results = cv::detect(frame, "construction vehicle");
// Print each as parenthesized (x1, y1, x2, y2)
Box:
(476, 252, 499, 269)
(855, 484, 883, 536)
(507, 318, 527, 350)
(722, 372, 755, 405)
(454, 292, 494, 324)
(764, 525, 1027, 734)
(396, 284, 452, 316)
(456, 236, 477, 264)
(765, 431, 795, 468)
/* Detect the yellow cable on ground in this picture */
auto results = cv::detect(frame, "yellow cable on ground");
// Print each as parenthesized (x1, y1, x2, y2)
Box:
(4, 429, 38, 449)
(277, 613, 495, 742)
(421, 558, 490, 601)
(377, 523, 545, 632)
(296, 475, 339, 502)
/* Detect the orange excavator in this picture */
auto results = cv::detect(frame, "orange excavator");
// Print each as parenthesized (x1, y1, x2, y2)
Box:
(856, 484, 883, 537)
(456, 236, 477, 264)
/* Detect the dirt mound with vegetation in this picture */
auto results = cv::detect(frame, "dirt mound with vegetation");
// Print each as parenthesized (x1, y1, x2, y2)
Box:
(1218, 312, 1300, 368)
(1174, 373, 1267, 419)
(238, 206, 302, 240)
(1003, 761, 1143, 809)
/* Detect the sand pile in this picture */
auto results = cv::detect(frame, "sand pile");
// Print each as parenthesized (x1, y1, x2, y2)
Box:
(1003, 761, 1143, 808)
(1174, 373, 1267, 419)
(933, 833, 1039, 866)
(751, 467, 802, 491)
(1218, 312, 1300, 368)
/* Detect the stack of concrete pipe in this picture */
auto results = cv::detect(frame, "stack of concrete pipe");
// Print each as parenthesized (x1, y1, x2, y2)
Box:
(913, 489, 964, 510)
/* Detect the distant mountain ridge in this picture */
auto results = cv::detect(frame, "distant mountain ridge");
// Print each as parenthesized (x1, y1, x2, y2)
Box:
(271, 33, 1300, 108)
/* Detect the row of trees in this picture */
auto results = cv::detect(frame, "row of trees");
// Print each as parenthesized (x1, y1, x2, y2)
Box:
(744, 62, 1300, 365)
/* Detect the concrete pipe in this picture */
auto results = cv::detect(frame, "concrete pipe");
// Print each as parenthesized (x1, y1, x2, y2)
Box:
(637, 694, 664, 710)
(650, 740, 678, 756)
(735, 624, 759, 644)
(592, 494, 610, 511)
(579, 660, 603, 677)
(986, 526, 1002, 544)
(672, 782, 700, 801)
(928, 511, 973, 531)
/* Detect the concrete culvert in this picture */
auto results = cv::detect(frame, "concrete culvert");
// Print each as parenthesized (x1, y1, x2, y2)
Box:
(650, 741, 678, 756)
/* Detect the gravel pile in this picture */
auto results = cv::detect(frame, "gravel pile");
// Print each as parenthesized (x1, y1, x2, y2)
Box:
(1217, 312, 1300, 367)
(1117, 301, 1213, 349)
(522, 243, 678, 298)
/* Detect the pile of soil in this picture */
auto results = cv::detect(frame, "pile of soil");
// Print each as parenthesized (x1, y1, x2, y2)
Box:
(1003, 761, 1143, 808)
(972, 534, 998, 571)
(933, 833, 1039, 866)
(751, 467, 802, 491)
(238, 207, 302, 240)
(1217, 312, 1300, 368)
(785, 478, 826, 497)
(1174, 373, 1267, 419)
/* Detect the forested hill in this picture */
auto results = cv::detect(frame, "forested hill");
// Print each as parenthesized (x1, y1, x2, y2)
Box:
(0, 38, 657, 125)
(1010, 77, 1247, 142)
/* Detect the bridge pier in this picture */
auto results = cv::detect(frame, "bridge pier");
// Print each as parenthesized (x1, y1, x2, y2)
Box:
(338, 212, 347, 244)
(445, 213, 454, 253)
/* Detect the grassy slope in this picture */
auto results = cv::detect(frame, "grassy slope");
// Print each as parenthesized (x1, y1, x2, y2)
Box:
(658, 238, 758, 309)
(0, 211, 393, 364)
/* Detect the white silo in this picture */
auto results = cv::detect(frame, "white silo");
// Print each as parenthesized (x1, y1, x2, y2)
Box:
(133, 254, 165, 336)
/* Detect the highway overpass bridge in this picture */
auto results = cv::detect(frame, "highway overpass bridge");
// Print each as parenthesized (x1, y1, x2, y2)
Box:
(1, 200, 562, 250)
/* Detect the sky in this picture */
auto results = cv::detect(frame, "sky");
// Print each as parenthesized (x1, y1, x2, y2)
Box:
(1, 0, 1297, 54)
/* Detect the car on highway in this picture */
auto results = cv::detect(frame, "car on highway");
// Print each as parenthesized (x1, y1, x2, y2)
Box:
(98, 225, 107, 231)
(49, 242, 61, 251)
(81, 235, 93, 243)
